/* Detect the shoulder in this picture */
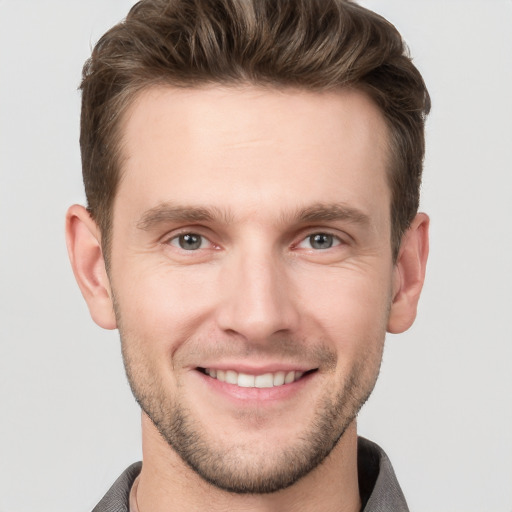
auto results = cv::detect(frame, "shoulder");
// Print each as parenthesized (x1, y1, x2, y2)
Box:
(92, 462, 142, 512)
(358, 437, 409, 512)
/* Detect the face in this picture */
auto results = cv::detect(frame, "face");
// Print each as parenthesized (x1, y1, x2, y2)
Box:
(109, 85, 395, 493)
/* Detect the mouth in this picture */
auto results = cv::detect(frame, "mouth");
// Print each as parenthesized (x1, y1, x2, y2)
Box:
(197, 367, 316, 388)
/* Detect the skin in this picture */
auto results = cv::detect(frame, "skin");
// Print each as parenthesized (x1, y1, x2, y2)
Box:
(66, 85, 429, 512)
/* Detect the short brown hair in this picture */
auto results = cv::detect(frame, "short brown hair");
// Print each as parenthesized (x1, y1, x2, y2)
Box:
(80, 0, 430, 261)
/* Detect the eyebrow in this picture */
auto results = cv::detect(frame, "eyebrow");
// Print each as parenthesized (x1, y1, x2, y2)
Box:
(136, 203, 233, 230)
(136, 201, 371, 231)
(293, 203, 371, 226)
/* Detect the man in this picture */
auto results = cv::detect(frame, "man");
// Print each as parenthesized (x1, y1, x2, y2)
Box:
(66, 0, 430, 510)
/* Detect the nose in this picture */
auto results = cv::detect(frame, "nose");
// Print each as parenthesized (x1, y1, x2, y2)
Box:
(215, 244, 300, 343)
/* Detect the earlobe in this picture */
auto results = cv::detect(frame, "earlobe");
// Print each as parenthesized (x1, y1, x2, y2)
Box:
(65, 205, 117, 330)
(387, 213, 429, 334)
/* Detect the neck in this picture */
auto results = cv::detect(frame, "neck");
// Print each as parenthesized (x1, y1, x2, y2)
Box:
(136, 414, 361, 512)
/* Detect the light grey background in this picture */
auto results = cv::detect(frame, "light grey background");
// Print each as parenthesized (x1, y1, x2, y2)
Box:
(1, 1, 511, 511)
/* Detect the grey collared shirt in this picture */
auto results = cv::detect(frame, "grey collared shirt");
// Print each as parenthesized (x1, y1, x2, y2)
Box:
(92, 437, 409, 512)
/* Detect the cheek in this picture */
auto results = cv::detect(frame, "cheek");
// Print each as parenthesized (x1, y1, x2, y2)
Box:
(112, 251, 393, 360)
(302, 265, 391, 312)
(112, 263, 219, 349)
(295, 265, 392, 349)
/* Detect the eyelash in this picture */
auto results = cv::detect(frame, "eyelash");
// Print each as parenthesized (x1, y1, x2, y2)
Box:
(296, 233, 342, 251)
(167, 232, 214, 251)
(165, 231, 344, 252)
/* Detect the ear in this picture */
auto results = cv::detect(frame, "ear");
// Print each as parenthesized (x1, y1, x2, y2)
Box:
(65, 204, 117, 330)
(387, 213, 429, 334)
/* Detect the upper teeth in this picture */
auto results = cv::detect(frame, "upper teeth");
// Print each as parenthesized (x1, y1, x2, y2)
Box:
(204, 369, 304, 388)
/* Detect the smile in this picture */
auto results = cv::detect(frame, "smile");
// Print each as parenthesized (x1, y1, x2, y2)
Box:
(199, 368, 311, 388)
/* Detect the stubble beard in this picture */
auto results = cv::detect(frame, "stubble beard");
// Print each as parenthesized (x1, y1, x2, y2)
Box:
(119, 330, 383, 495)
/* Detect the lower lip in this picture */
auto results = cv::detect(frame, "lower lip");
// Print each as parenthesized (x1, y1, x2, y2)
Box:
(195, 370, 315, 404)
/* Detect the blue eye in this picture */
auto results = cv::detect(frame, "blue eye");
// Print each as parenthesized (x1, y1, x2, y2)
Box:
(310, 233, 334, 249)
(170, 233, 206, 250)
(298, 233, 341, 250)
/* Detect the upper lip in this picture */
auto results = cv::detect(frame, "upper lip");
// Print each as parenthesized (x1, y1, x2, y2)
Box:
(194, 362, 317, 374)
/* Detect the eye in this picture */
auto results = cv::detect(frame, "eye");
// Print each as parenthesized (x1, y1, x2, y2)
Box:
(169, 233, 209, 250)
(298, 233, 341, 250)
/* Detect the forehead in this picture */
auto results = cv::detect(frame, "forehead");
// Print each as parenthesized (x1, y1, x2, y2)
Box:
(115, 85, 391, 226)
